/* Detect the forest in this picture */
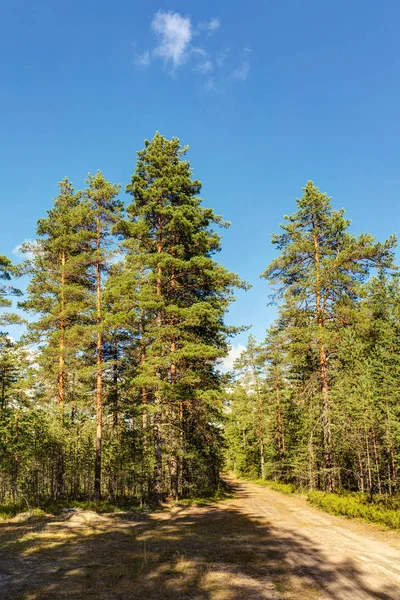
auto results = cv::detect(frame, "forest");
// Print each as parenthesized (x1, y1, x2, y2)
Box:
(0, 133, 399, 510)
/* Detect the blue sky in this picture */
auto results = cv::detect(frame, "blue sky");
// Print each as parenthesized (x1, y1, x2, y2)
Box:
(1, 0, 400, 360)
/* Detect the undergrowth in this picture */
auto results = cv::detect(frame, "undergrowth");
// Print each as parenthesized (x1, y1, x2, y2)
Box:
(0, 479, 233, 520)
(237, 474, 400, 531)
(307, 491, 400, 529)
(240, 476, 297, 495)
(178, 482, 234, 506)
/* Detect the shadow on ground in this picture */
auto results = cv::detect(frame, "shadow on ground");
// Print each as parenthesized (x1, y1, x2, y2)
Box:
(0, 493, 398, 600)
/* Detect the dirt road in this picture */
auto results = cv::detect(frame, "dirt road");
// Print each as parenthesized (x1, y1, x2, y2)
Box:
(1, 478, 400, 599)
(224, 477, 400, 599)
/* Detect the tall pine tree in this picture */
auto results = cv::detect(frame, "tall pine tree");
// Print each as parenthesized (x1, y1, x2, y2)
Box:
(121, 133, 245, 501)
(262, 181, 396, 491)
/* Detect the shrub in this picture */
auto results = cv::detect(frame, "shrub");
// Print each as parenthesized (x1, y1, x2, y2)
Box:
(307, 491, 400, 530)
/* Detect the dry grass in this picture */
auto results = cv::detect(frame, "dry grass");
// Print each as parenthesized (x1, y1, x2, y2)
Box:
(0, 501, 326, 600)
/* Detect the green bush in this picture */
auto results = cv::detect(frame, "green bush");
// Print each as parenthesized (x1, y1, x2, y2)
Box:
(307, 491, 400, 529)
(242, 477, 297, 495)
(264, 480, 297, 495)
(246, 477, 400, 531)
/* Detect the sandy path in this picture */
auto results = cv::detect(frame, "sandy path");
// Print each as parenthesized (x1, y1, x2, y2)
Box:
(225, 477, 400, 600)
(1, 480, 400, 599)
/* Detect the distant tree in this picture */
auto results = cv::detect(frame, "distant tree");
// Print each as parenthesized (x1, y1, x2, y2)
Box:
(233, 335, 267, 479)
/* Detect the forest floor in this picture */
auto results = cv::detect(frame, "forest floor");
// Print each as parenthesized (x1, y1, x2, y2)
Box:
(1, 477, 400, 599)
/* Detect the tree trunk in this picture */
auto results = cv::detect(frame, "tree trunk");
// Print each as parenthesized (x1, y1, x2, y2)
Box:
(320, 349, 333, 491)
(364, 416, 373, 497)
(372, 428, 382, 495)
(153, 407, 163, 503)
(252, 365, 265, 480)
(56, 250, 66, 498)
(58, 250, 66, 406)
(140, 311, 148, 435)
(357, 447, 365, 493)
(94, 220, 102, 500)
(178, 401, 184, 496)
(170, 340, 179, 499)
(314, 229, 334, 492)
(112, 330, 118, 429)
(274, 372, 285, 462)
(153, 211, 163, 504)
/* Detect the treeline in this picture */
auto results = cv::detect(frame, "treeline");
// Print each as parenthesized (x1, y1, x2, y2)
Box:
(225, 181, 400, 496)
(0, 133, 244, 505)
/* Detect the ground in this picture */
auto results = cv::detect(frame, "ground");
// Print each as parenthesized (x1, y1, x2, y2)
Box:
(1, 477, 400, 599)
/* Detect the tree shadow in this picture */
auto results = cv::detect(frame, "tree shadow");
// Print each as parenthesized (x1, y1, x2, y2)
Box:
(0, 502, 398, 599)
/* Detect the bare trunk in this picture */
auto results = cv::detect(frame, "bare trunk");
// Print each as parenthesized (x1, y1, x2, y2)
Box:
(274, 373, 285, 462)
(153, 212, 163, 504)
(153, 407, 163, 503)
(314, 229, 333, 492)
(178, 401, 184, 496)
(58, 250, 66, 406)
(94, 220, 102, 500)
(112, 330, 118, 429)
(252, 365, 265, 480)
(56, 250, 66, 498)
(364, 416, 373, 496)
(391, 449, 397, 494)
(140, 311, 148, 434)
(170, 339, 178, 499)
(357, 448, 365, 494)
(308, 430, 316, 490)
(320, 350, 333, 491)
(372, 428, 382, 495)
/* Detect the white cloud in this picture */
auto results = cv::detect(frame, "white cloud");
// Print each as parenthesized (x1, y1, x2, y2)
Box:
(199, 17, 220, 34)
(197, 60, 214, 74)
(192, 46, 208, 57)
(134, 50, 150, 67)
(151, 10, 192, 71)
(133, 13, 249, 91)
(12, 239, 38, 261)
(233, 47, 251, 81)
(218, 344, 246, 372)
(204, 77, 217, 92)
(216, 48, 229, 68)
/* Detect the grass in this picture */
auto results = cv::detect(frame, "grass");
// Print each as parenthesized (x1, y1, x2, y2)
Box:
(307, 491, 400, 529)
(244, 478, 297, 496)
(0, 480, 234, 522)
(1, 478, 397, 598)
(0, 495, 328, 599)
(177, 482, 235, 506)
(0, 499, 124, 521)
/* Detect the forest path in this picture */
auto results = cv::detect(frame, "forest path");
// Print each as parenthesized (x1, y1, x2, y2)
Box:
(1, 478, 400, 599)
(223, 476, 400, 599)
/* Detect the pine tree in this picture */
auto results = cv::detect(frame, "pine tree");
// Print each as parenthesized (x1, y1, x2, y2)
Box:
(20, 178, 91, 497)
(121, 133, 245, 501)
(224, 382, 261, 477)
(21, 178, 90, 406)
(263, 325, 288, 469)
(234, 335, 267, 479)
(84, 171, 122, 499)
(0, 254, 22, 328)
(262, 181, 396, 491)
